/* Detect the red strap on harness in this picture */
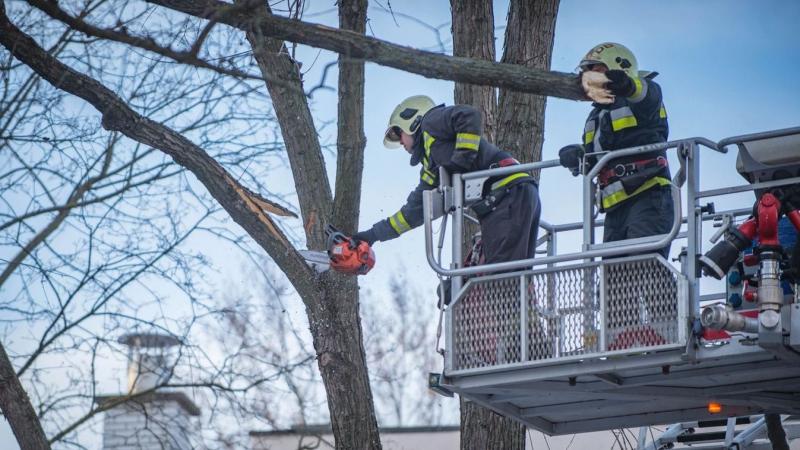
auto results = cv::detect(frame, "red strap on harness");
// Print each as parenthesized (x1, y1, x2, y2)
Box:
(498, 157, 519, 167)
(598, 156, 668, 186)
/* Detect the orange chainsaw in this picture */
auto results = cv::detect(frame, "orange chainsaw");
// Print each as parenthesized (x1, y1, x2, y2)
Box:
(299, 225, 376, 275)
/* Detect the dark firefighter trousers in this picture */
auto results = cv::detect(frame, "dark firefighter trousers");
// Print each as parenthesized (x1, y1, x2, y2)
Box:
(480, 182, 541, 264)
(603, 185, 676, 348)
(603, 185, 674, 259)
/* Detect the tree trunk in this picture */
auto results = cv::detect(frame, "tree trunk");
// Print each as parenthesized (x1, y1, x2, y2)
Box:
(460, 402, 526, 449)
(332, 0, 367, 232)
(317, 1, 381, 449)
(240, 1, 331, 250)
(451, 1, 526, 449)
(308, 277, 381, 450)
(240, 1, 380, 448)
(450, 0, 497, 142)
(765, 413, 789, 450)
(496, 0, 559, 175)
(0, 342, 51, 450)
(450, 0, 496, 260)
(453, 1, 559, 448)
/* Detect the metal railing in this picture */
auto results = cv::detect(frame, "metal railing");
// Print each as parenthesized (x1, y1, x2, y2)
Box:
(423, 140, 707, 278)
(425, 127, 800, 375)
(449, 255, 688, 373)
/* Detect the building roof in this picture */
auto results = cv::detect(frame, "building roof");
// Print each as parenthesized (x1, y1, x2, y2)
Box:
(250, 424, 460, 436)
(95, 391, 201, 416)
(117, 332, 182, 348)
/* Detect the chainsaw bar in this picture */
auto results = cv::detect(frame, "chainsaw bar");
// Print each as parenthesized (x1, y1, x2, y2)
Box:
(299, 225, 375, 276)
(299, 250, 330, 274)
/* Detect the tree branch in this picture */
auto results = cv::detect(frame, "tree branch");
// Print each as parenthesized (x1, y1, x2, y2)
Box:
(0, 6, 320, 304)
(146, 0, 585, 100)
(331, 0, 366, 233)
(0, 341, 51, 450)
(239, 0, 332, 249)
(25, 0, 263, 81)
(0, 143, 114, 289)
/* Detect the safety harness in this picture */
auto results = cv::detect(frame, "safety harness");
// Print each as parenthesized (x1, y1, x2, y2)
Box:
(470, 157, 535, 219)
(598, 156, 670, 210)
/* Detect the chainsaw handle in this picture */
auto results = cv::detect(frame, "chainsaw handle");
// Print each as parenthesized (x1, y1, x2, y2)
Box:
(325, 224, 362, 250)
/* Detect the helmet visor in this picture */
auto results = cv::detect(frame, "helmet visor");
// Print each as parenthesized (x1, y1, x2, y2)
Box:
(383, 126, 403, 149)
(385, 126, 402, 142)
(578, 59, 604, 72)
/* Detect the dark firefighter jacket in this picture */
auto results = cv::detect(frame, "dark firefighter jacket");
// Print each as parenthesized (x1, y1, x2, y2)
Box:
(583, 74, 670, 210)
(367, 104, 533, 243)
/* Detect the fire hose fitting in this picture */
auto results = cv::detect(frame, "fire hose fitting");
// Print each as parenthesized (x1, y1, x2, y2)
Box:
(699, 225, 754, 279)
(700, 304, 758, 334)
(757, 254, 783, 329)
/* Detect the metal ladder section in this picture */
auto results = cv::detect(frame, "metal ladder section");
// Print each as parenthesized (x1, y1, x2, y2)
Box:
(422, 126, 800, 435)
(638, 415, 800, 450)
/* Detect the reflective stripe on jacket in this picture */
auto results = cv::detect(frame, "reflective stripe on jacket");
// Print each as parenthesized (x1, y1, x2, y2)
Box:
(370, 105, 534, 241)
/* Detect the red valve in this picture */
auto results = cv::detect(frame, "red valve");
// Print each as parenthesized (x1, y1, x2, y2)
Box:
(756, 193, 780, 247)
(743, 254, 759, 266)
(787, 209, 800, 232)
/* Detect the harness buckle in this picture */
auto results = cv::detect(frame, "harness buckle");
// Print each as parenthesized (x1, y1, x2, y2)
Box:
(613, 164, 627, 177)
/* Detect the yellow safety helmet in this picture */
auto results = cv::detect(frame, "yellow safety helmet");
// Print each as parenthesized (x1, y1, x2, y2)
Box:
(383, 95, 435, 149)
(579, 42, 651, 78)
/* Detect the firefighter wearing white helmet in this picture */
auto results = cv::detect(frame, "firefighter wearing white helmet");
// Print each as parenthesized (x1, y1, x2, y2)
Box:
(382, 95, 435, 149)
(355, 96, 541, 267)
(558, 42, 673, 258)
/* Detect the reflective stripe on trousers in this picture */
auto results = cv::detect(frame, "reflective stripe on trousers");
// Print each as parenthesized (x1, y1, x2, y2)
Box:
(601, 176, 671, 210)
(490, 172, 532, 191)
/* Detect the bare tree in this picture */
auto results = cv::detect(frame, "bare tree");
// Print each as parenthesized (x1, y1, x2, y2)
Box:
(0, 1, 377, 448)
(0, 1, 295, 447)
(0, 0, 574, 448)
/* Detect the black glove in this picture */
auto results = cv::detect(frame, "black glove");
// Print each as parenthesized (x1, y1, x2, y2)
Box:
(352, 229, 378, 246)
(605, 70, 635, 97)
(558, 144, 584, 177)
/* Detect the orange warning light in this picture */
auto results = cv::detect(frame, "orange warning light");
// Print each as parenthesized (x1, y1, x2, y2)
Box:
(708, 402, 722, 414)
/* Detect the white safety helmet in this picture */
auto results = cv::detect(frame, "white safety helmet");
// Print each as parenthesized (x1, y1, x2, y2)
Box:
(578, 42, 652, 78)
(383, 95, 435, 149)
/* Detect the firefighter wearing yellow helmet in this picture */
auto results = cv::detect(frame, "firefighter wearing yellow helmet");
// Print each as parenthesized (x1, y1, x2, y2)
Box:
(559, 42, 673, 258)
(355, 96, 541, 267)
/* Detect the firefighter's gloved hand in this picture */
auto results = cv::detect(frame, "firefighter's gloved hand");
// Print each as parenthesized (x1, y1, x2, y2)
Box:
(581, 71, 614, 104)
(352, 229, 377, 246)
(605, 70, 635, 97)
(558, 144, 584, 177)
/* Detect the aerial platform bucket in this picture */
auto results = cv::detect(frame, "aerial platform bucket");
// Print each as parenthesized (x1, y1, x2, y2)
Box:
(425, 127, 800, 435)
